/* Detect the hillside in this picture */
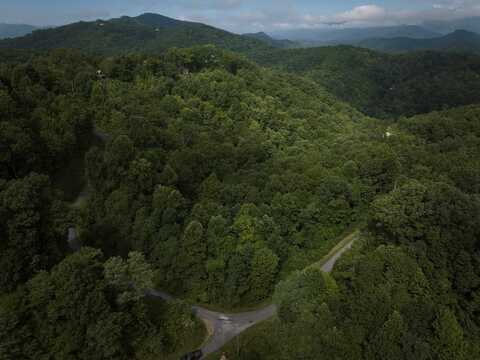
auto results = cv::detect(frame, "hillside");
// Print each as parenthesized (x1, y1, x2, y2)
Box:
(0, 46, 375, 358)
(0, 23, 37, 39)
(0, 13, 273, 55)
(251, 45, 480, 118)
(210, 107, 480, 360)
(359, 30, 480, 54)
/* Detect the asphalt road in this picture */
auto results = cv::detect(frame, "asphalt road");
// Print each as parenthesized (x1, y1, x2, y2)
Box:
(144, 288, 278, 356)
(69, 226, 358, 357)
(320, 232, 358, 273)
(144, 231, 358, 357)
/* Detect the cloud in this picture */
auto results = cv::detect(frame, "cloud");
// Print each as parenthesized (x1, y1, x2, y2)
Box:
(335, 5, 387, 23)
(211, 1, 480, 32)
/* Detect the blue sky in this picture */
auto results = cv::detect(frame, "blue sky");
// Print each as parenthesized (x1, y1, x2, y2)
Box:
(1, 0, 479, 32)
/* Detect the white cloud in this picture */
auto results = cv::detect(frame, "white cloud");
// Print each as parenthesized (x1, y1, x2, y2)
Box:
(212, 2, 480, 33)
(335, 5, 387, 23)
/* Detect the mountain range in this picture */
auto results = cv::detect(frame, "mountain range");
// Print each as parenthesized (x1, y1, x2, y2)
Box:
(0, 13, 273, 55)
(358, 29, 480, 54)
(2, 13, 480, 58)
(271, 25, 441, 45)
(423, 17, 480, 35)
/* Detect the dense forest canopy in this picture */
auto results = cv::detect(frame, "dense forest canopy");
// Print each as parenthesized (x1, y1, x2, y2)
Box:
(4, 15, 480, 120)
(252, 46, 480, 118)
(0, 12, 479, 360)
(207, 104, 480, 359)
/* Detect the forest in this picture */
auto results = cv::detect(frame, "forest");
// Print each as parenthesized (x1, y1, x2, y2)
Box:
(0, 12, 479, 360)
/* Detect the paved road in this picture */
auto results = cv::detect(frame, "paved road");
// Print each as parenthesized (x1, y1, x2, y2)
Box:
(144, 231, 359, 357)
(68, 226, 358, 357)
(144, 289, 278, 356)
(320, 232, 358, 273)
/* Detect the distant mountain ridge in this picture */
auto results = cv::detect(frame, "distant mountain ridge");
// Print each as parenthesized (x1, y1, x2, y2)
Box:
(272, 25, 440, 44)
(423, 17, 480, 35)
(243, 32, 298, 48)
(0, 13, 273, 55)
(358, 30, 480, 54)
(0, 23, 37, 39)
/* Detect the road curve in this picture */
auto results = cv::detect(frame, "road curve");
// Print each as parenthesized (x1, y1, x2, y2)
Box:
(145, 230, 359, 357)
(68, 227, 359, 357)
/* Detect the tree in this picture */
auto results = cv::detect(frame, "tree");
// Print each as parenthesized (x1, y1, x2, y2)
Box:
(0, 173, 67, 292)
(104, 251, 155, 305)
(0, 248, 163, 360)
(366, 311, 408, 360)
(249, 247, 279, 302)
(432, 309, 467, 360)
(178, 221, 207, 286)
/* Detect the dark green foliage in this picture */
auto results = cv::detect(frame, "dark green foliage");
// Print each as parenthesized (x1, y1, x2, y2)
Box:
(0, 248, 165, 359)
(1, 38, 480, 360)
(0, 174, 70, 292)
(252, 46, 480, 118)
(229, 104, 480, 359)
(71, 46, 368, 305)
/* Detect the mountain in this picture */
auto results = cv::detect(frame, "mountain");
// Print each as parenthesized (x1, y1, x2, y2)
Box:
(243, 32, 297, 48)
(272, 25, 440, 44)
(0, 13, 272, 55)
(423, 17, 480, 35)
(358, 30, 480, 54)
(0, 23, 37, 39)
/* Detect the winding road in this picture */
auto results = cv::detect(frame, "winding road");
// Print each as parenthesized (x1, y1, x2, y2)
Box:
(69, 225, 359, 357)
(67, 126, 360, 358)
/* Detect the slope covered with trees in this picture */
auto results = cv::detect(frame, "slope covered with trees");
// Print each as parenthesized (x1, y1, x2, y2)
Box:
(252, 46, 480, 118)
(0, 46, 391, 357)
(209, 104, 480, 359)
(3, 13, 480, 121)
(76, 46, 378, 306)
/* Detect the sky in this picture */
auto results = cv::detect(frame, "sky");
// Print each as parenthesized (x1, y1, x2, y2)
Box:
(1, 0, 479, 33)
